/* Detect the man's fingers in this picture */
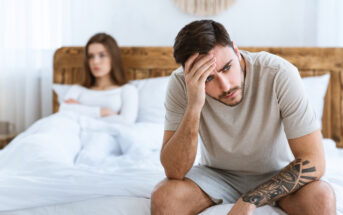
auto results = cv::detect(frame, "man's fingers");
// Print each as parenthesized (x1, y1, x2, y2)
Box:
(193, 58, 216, 81)
(184, 53, 199, 73)
(190, 54, 213, 76)
(200, 63, 216, 83)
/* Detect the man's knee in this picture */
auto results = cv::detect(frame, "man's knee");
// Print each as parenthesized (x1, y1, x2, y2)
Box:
(297, 180, 336, 214)
(150, 179, 183, 214)
(278, 180, 336, 215)
(151, 180, 169, 213)
(312, 181, 336, 213)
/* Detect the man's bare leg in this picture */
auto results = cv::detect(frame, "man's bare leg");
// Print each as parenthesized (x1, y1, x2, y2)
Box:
(151, 178, 215, 215)
(277, 180, 336, 215)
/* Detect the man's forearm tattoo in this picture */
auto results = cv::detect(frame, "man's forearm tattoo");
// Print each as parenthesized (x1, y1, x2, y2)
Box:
(242, 159, 317, 206)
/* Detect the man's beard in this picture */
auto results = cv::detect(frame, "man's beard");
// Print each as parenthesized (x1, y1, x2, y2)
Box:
(208, 66, 245, 107)
(218, 82, 244, 107)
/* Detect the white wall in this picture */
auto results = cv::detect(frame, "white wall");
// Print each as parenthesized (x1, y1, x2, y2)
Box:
(0, 0, 337, 132)
(67, 0, 318, 47)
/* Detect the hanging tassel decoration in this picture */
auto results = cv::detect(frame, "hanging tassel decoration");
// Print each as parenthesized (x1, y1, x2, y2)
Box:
(174, 0, 236, 16)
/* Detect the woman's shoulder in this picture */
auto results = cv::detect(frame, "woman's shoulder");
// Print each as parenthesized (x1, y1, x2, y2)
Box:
(68, 84, 89, 94)
(84, 83, 137, 94)
(87, 85, 120, 92)
(120, 83, 136, 90)
(70, 84, 87, 90)
(53, 84, 85, 92)
(121, 83, 138, 95)
(60, 84, 87, 99)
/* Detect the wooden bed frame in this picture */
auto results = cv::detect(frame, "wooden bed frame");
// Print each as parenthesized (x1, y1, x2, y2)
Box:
(53, 47, 343, 148)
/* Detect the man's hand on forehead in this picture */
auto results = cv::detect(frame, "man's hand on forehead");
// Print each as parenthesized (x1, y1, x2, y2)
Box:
(183, 52, 216, 109)
(193, 53, 215, 67)
(185, 53, 215, 75)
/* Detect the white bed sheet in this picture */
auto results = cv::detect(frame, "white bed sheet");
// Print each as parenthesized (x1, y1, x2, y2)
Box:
(0, 112, 342, 215)
(0, 112, 165, 211)
(1, 196, 287, 215)
(1, 197, 151, 215)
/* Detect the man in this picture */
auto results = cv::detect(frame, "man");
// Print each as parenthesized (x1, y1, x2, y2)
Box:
(151, 20, 336, 215)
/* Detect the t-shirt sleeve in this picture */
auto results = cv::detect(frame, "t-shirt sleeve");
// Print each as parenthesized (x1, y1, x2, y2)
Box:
(274, 62, 320, 139)
(164, 70, 188, 131)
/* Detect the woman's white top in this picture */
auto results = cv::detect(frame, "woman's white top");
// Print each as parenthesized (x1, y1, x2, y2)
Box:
(59, 84, 138, 124)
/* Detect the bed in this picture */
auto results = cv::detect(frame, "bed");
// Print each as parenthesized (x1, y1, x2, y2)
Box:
(0, 47, 342, 215)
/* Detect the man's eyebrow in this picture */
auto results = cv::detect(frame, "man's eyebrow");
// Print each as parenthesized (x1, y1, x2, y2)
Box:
(219, 59, 233, 72)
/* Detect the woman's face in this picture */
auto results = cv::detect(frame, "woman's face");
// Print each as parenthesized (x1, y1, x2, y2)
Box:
(87, 43, 112, 78)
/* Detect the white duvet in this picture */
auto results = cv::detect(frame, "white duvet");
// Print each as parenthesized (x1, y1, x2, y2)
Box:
(0, 112, 342, 214)
(0, 112, 165, 211)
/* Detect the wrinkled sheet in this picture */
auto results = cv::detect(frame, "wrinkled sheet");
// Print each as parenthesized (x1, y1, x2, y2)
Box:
(0, 112, 165, 211)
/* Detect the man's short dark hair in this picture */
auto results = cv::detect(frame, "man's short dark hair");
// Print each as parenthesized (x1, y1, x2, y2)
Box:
(173, 20, 233, 66)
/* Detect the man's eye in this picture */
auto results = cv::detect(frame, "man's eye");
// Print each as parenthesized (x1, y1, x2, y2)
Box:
(206, 75, 214, 83)
(223, 65, 231, 71)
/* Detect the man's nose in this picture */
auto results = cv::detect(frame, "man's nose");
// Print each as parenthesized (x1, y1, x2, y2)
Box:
(217, 73, 230, 92)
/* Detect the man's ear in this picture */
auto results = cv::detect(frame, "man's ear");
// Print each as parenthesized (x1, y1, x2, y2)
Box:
(232, 41, 241, 60)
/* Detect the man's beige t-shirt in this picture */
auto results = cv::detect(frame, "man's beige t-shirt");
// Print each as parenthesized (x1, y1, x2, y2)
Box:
(164, 50, 319, 175)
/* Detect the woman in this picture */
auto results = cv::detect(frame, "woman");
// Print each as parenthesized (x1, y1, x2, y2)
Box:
(61, 33, 138, 124)
(60, 33, 138, 164)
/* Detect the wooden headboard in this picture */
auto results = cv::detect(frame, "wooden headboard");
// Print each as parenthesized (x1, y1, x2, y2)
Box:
(53, 47, 343, 148)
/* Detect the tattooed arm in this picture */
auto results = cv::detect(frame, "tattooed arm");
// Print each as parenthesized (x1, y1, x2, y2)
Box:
(242, 158, 318, 206)
(228, 130, 325, 215)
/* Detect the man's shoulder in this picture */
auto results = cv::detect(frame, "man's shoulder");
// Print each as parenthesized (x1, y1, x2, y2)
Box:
(167, 66, 187, 92)
(165, 66, 187, 111)
(169, 66, 186, 84)
(242, 50, 296, 72)
(171, 66, 184, 78)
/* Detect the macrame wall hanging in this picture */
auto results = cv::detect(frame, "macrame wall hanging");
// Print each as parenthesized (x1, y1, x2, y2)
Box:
(173, 0, 236, 16)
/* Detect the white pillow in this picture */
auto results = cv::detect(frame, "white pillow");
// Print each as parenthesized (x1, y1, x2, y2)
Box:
(52, 84, 73, 104)
(130, 76, 170, 123)
(302, 73, 330, 129)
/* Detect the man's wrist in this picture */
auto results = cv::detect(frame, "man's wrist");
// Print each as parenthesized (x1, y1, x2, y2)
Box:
(240, 197, 257, 210)
(185, 105, 202, 116)
(228, 198, 256, 215)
